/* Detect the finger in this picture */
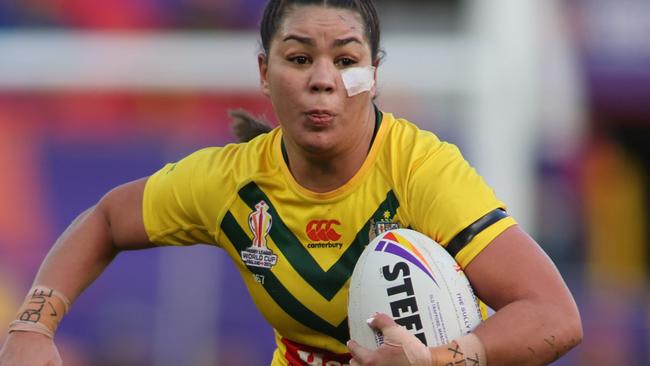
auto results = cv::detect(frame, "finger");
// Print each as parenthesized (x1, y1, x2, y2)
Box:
(347, 339, 373, 364)
(367, 312, 398, 331)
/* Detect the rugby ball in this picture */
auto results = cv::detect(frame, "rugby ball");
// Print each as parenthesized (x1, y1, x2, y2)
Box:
(348, 229, 482, 348)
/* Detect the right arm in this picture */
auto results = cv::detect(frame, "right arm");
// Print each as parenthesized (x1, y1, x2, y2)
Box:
(0, 177, 153, 365)
(33, 177, 152, 302)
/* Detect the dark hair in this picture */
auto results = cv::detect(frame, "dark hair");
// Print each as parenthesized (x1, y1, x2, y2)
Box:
(260, 0, 383, 62)
(229, 109, 273, 142)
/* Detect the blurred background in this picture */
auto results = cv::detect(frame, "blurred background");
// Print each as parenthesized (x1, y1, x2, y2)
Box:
(0, 0, 648, 364)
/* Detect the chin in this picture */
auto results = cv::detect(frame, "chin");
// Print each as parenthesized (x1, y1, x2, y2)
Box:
(299, 133, 337, 156)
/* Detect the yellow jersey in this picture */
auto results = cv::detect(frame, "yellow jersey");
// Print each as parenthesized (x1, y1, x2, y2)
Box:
(143, 110, 516, 365)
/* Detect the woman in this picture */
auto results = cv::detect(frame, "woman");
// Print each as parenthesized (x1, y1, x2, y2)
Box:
(0, 1, 582, 365)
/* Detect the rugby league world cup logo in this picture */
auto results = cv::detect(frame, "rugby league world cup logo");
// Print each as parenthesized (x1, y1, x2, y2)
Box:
(241, 200, 278, 269)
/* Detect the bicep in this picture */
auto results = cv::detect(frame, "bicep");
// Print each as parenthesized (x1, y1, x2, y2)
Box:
(98, 177, 153, 250)
(464, 225, 574, 311)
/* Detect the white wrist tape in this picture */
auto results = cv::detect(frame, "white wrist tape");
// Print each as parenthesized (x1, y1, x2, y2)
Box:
(381, 324, 431, 366)
(455, 333, 487, 366)
(8, 286, 71, 338)
(341, 66, 376, 97)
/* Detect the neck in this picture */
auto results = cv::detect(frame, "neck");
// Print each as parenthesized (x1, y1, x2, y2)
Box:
(285, 107, 376, 193)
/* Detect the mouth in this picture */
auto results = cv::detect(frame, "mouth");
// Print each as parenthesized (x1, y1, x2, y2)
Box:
(305, 109, 336, 126)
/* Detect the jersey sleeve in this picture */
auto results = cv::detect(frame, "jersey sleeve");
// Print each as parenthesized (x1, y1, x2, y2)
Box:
(407, 139, 516, 268)
(142, 148, 222, 246)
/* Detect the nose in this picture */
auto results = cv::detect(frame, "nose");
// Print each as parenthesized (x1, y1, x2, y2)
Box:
(308, 60, 337, 94)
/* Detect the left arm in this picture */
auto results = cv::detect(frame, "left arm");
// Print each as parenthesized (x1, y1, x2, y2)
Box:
(463, 224, 582, 365)
(348, 225, 582, 365)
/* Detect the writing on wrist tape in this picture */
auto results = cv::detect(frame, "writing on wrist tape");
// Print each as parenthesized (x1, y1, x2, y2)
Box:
(455, 333, 487, 366)
(430, 333, 487, 366)
(8, 286, 71, 338)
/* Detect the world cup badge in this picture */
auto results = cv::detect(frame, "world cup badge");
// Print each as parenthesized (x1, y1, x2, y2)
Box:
(241, 200, 278, 269)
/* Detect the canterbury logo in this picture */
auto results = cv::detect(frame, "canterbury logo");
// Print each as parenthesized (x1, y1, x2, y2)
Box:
(306, 220, 341, 241)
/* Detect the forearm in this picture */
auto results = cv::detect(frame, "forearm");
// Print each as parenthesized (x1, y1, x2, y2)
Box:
(7, 204, 124, 339)
(424, 299, 580, 366)
(31, 205, 119, 304)
(459, 226, 582, 365)
(1, 179, 151, 365)
(31, 178, 150, 304)
(470, 299, 581, 365)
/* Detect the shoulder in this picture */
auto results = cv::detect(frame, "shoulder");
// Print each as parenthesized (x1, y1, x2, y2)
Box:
(183, 128, 279, 175)
(149, 128, 280, 190)
(380, 112, 461, 171)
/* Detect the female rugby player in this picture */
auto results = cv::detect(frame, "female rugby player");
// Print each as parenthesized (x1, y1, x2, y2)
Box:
(0, 1, 581, 365)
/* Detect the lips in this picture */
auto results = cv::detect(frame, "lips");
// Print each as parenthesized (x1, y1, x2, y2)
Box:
(306, 109, 336, 125)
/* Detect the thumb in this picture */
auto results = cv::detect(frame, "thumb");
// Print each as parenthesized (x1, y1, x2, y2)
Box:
(347, 339, 373, 364)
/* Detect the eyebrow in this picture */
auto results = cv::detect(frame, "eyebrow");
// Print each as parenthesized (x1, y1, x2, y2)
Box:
(282, 34, 363, 48)
(283, 34, 314, 46)
(332, 36, 363, 48)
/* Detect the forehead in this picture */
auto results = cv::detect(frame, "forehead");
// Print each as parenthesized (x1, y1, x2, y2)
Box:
(278, 5, 366, 42)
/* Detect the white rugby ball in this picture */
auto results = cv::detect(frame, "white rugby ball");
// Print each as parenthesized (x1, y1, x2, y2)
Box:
(348, 229, 482, 348)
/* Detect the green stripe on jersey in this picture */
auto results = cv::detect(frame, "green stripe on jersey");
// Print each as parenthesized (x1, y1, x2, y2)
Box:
(221, 185, 400, 344)
(238, 182, 400, 300)
(220, 211, 349, 344)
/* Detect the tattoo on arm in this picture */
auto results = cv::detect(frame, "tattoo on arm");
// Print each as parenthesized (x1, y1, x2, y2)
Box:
(529, 334, 580, 363)
(544, 335, 561, 361)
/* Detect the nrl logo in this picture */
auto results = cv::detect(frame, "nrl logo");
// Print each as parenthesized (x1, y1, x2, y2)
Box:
(241, 200, 278, 269)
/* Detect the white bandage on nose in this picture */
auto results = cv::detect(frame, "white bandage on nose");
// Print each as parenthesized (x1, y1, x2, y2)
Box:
(341, 66, 376, 97)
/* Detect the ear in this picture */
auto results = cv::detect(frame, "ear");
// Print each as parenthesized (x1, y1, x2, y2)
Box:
(258, 53, 270, 97)
(370, 62, 379, 98)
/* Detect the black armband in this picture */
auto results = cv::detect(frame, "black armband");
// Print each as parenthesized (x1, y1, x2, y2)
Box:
(446, 208, 509, 258)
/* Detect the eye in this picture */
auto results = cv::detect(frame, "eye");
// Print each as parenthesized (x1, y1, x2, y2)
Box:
(289, 55, 310, 65)
(335, 57, 357, 67)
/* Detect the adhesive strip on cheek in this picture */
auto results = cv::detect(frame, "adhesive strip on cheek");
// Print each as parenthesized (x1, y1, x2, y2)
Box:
(341, 66, 376, 97)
